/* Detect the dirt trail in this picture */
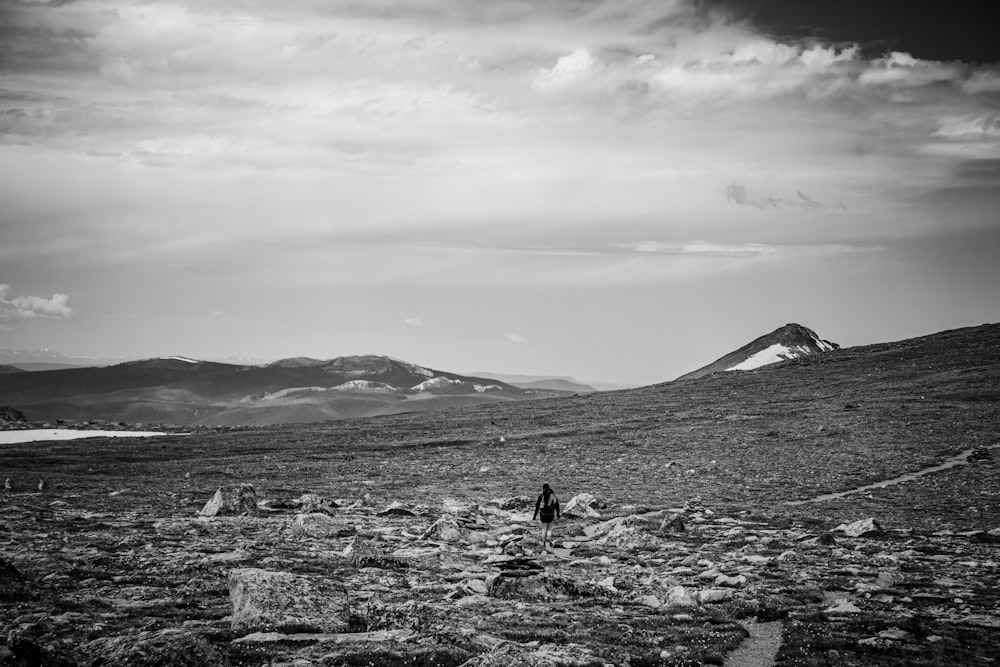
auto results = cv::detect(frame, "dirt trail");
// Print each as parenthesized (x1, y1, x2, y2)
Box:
(787, 443, 1000, 506)
(724, 620, 783, 667)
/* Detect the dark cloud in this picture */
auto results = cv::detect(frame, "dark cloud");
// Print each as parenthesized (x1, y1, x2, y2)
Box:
(725, 183, 841, 211)
(704, 0, 1000, 64)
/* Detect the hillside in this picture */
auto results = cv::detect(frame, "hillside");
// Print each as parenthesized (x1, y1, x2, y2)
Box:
(1, 323, 998, 666)
(0, 354, 569, 426)
(677, 323, 838, 380)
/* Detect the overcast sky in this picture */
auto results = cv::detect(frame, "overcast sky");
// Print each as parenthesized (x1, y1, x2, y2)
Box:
(1, 0, 998, 385)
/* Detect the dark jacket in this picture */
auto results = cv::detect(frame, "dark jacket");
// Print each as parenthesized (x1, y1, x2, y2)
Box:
(532, 492, 560, 521)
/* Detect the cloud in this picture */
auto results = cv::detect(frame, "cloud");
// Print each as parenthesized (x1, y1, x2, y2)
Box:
(724, 184, 843, 212)
(505, 333, 528, 344)
(404, 317, 427, 327)
(0, 283, 74, 319)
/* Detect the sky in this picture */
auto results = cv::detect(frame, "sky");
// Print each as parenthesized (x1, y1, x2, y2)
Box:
(1, 0, 998, 386)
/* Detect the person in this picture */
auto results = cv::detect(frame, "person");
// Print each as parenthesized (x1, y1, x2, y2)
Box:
(532, 483, 560, 551)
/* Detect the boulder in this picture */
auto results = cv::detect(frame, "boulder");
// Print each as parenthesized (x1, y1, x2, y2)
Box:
(293, 493, 336, 514)
(487, 572, 604, 602)
(376, 501, 429, 516)
(228, 568, 349, 636)
(81, 628, 225, 666)
(200, 484, 258, 517)
(343, 536, 410, 570)
(0, 558, 28, 601)
(0, 406, 27, 423)
(714, 574, 747, 588)
(290, 513, 355, 539)
(697, 589, 735, 604)
(488, 496, 533, 511)
(660, 514, 686, 533)
(836, 517, 882, 537)
(824, 597, 862, 614)
(562, 493, 603, 519)
(665, 586, 699, 608)
(419, 514, 466, 543)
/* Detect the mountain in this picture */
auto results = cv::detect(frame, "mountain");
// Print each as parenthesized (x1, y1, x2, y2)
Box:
(466, 372, 600, 393)
(0, 364, 24, 375)
(0, 348, 124, 367)
(677, 323, 838, 380)
(0, 354, 571, 426)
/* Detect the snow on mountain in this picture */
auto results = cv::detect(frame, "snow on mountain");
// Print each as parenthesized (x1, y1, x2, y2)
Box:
(331, 380, 398, 392)
(678, 323, 839, 380)
(413, 377, 463, 392)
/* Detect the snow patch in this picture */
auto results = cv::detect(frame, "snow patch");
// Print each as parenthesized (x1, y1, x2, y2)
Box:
(332, 380, 397, 392)
(726, 343, 804, 371)
(474, 384, 503, 393)
(413, 377, 463, 391)
(160, 356, 199, 363)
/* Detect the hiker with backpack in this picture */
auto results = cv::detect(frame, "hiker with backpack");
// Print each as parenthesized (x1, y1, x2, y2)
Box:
(532, 483, 560, 551)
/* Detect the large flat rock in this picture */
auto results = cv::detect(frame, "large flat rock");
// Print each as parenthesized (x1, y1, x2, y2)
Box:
(228, 568, 349, 636)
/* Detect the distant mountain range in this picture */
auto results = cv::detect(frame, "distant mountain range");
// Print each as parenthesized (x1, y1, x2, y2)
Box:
(0, 354, 574, 426)
(465, 372, 602, 393)
(0, 325, 839, 425)
(676, 323, 838, 380)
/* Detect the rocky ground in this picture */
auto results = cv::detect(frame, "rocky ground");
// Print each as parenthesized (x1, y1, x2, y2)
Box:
(2, 324, 999, 665)
(1, 447, 998, 667)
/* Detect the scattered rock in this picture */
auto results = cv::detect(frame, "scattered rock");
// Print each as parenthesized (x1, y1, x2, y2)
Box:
(200, 484, 258, 517)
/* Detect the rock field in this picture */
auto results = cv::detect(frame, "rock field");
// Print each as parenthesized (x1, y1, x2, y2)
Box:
(2, 477, 999, 666)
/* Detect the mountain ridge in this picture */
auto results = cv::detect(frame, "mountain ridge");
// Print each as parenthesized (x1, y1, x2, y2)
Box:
(0, 353, 566, 426)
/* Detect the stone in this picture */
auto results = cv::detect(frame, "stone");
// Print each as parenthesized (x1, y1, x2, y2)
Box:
(200, 484, 258, 517)
(290, 513, 355, 539)
(80, 628, 225, 666)
(293, 493, 335, 513)
(836, 517, 882, 537)
(487, 572, 603, 602)
(638, 594, 662, 608)
(342, 536, 410, 570)
(698, 589, 735, 603)
(666, 586, 699, 608)
(714, 574, 746, 588)
(562, 493, 603, 518)
(419, 514, 466, 542)
(824, 597, 862, 614)
(817, 532, 837, 546)
(228, 568, 349, 636)
(660, 514, 685, 533)
(0, 557, 28, 601)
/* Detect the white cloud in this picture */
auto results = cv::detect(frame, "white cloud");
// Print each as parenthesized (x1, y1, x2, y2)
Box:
(404, 317, 427, 327)
(505, 333, 528, 344)
(0, 284, 74, 319)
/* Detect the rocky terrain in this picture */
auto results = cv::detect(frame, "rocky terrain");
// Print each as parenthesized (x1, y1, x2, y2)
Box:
(1, 323, 999, 665)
